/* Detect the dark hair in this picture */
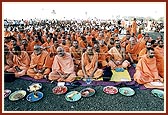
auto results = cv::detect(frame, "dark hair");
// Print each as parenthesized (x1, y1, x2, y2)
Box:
(87, 44, 92, 48)
(81, 36, 86, 41)
(145, 41, 151, 45)
(110, 37, 114, 41)
(147, 47, 154, 52)
(158, 40, 163, 44)
(91, 37, 96, 41)
(115, 39, 120, 43)
(13, 45, 21, 52)
(73, 40, 78, 43)
(151, 40, 156, 45)
(11, 36, 17, 41)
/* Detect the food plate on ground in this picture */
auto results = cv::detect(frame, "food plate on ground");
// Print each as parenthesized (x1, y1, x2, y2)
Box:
(52, 86, 68, 95)
(26, 91, 43, 102)
(119, 87, 135, 96)
(103, 86, 118, 94)
(80, 88, 95, 97)
(151, 89, 164, 99)
(9, 90, 26, 101)
(65, 91, 81, 102)
(27, 83, 42, 92)
(4, 89, 11, 98)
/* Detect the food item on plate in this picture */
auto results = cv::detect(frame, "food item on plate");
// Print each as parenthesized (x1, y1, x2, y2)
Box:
(81, 90, 90, 96)
(13, 93, 24, 99)
(53, 86, 67, 94)
(104, 86, 118, 94)
(29, 83, 41, 91)
(124, 90, 128, 94)
(67, 91, 78, 98)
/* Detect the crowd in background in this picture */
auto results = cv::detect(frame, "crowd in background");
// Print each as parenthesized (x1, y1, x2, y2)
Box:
(4, 17, 164, 85)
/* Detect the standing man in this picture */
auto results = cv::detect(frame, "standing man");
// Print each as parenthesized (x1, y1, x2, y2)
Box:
(131, 18, 137, 36)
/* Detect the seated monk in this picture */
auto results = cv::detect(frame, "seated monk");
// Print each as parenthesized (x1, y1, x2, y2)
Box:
(108, 40, 130, 70)
(93, 43, 108, 69)
(107, 37, 115, 50)
(41, 37, 53, 52)
(126, 37, 142, 64)
(70, 40, 83, 72)
(134, 48, 163, 84)
(60, 39, 70, 52)
(154, 40, 164, 78)
(138, 41, 151, 60)
(48, 47, 76, 82)
(4, 45, 14, 72)
(7, 46, 30, 77)
(99, 39, 108, 53)
(79, 36, 87, 49)
(27, 45, 51, 79)
(29, 36, 42, 54)
(77, 45, 103, 79)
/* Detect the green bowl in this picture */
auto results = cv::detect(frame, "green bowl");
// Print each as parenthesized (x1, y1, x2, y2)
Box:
(65, 91, 81, 102)
(119, 87, 135, 96)
(151, 89, 164, 99)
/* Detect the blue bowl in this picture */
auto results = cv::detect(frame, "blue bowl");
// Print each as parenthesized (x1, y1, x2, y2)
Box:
(26, 91, 43, 102)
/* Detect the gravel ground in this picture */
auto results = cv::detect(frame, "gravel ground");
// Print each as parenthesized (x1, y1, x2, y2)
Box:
(3, 79, 164, 111)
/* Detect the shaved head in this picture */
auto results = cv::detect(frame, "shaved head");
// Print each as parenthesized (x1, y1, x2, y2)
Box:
(57, 46, 65, 57)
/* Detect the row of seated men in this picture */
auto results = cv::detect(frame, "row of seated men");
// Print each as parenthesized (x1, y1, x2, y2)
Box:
(4, 29, 164, 85)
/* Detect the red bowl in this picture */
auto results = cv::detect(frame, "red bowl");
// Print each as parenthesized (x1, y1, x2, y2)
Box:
(52, 86, 68, 95)
(103, 86, 118, 94)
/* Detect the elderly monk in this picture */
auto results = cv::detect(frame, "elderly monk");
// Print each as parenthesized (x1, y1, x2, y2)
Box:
(154, 40, 164, 78)
(108, 40, 130, 69)
(70, 40, 83, 72)
(48, 47, 76, 82)
(27, 45, 51, 79)
(134, 48, 163, 84)
(7, 46, 30, 77)
(77, 45, 103, 79)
